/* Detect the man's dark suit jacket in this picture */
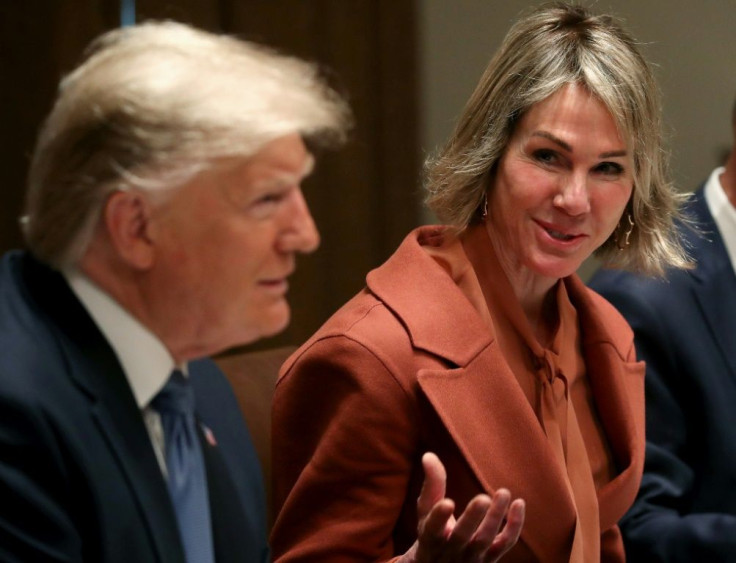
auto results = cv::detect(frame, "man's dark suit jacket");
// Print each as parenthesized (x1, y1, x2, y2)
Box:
(0, 251, 269, 562)
(589, 187, 736, 561)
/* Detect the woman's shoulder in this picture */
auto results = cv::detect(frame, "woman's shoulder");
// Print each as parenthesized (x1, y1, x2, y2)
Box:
(281, 225, 493, 382)
(283, 282, 412, 353)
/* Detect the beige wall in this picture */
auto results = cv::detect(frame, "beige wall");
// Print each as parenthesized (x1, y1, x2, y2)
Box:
(419, 0, 736, 277)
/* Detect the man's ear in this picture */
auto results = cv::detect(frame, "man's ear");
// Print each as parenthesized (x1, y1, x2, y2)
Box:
(103, 190, 156, 269)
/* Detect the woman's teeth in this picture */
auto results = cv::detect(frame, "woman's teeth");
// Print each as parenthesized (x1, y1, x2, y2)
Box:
(548, 228, 575, 241)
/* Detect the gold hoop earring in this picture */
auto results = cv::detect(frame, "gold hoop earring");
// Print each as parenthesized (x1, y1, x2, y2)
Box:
(614, 213, 635, 250)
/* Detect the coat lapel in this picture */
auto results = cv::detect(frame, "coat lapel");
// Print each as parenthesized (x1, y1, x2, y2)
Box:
(417, 351, 578, 562)
(368, 229, 575, 561)
(22, 255, 184, 563)
(368, 228, 645, 562)
(568, 276, 645, 531)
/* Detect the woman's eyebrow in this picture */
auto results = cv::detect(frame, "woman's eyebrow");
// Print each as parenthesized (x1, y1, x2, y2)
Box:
(532, 131, 572, 152)
(532, 131, 628, 159)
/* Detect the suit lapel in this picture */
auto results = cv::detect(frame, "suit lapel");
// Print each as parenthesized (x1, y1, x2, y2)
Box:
(197, 422, 253, 563)
(692, 273, 736, 379)
(191, 359, 269, 563)
(687, 191, 736, 382)
(88, 385, 184, 563)
(21, 255, 185, 562)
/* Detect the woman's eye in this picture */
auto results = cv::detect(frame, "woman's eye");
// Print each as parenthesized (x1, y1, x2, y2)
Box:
(533, 149, 558, 164)
(595, 162, 624, 176)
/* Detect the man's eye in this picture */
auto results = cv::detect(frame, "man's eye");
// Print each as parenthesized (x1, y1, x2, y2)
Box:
(256, 193, 285, 205)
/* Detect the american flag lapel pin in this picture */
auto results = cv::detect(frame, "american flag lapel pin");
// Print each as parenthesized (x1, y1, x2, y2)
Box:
(201, 423, 218, 447)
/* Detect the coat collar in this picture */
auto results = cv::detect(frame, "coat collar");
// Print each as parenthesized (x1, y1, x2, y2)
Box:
(18, 253, 186, 563)
(367, 228, 644, 562)
(367, 226, 494, 366)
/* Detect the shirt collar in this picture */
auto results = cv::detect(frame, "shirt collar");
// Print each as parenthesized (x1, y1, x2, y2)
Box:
(62, 269, 182, 409)
(704, 166, 736, 276)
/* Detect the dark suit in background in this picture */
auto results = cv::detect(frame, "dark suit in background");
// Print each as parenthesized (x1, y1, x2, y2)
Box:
(589, 184, 736, 561)
(0, 252, 269, 562)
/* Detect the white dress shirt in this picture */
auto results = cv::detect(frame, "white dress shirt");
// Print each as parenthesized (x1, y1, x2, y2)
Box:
(704, 166, 736, 276)
(63, 269, 181, 476)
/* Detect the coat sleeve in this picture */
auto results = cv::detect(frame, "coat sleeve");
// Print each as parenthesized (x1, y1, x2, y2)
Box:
(270, 334, 420, 562)
(0, 391, 83, 562)
(594, 278, 736, 562)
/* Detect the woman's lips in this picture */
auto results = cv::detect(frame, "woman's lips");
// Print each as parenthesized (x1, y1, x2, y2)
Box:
(546, 227, 576, 241)
(535, 219, 585, 243)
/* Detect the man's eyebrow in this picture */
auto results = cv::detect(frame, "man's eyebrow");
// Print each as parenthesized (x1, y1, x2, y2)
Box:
(302, 154, 315, 176)
(256, 154, 316, 188)
(532, 131, 628, 158)
(289, 154, 315, 183)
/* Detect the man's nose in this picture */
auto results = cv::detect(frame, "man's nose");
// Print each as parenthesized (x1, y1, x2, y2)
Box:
(279, 189, 320, 254)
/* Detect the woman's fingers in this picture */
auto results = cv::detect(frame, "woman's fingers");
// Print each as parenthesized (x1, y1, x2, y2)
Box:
(416, 452, 447, 518)
(412, 453, 525, 563)
(415, 498, 456, 560)
(483, 497, 526, 562)
(415, 489, 525, 562)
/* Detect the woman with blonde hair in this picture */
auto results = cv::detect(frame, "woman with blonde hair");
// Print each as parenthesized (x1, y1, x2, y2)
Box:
(271, 3, 689, 561)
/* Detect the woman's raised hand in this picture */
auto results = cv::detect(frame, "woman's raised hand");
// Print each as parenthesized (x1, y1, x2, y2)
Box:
(399, 452, 525, 563)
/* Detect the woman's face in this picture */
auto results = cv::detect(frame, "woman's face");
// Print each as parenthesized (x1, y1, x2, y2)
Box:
(487, 83, 634, 287)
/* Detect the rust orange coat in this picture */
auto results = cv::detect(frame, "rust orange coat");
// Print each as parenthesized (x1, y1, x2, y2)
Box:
(271, 227, 645, 562)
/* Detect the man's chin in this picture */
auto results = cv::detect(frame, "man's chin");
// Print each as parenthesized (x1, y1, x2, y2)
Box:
(249, 307, 292, 342)
(216, 306, 292, 352)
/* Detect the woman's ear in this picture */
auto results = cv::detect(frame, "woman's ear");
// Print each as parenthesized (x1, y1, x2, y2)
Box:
(103, 190, 156, 269)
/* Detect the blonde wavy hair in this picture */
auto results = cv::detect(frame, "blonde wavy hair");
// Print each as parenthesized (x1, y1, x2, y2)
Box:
(425, 2, 690, 276)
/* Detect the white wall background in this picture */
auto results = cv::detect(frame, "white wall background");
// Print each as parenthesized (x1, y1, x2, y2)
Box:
(419, 0, 736, 277)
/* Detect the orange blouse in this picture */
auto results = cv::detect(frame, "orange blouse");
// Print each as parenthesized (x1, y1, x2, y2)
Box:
(425, 224, 615, 562)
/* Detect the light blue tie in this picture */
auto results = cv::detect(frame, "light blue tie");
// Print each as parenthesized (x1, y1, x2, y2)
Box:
(153, 370, 215, 563)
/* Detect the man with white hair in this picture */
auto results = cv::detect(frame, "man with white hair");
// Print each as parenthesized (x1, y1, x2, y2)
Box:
(0, 21, 349, 562)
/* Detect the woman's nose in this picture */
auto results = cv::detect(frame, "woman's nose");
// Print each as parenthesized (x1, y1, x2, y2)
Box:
(553, 174, 591, 216)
